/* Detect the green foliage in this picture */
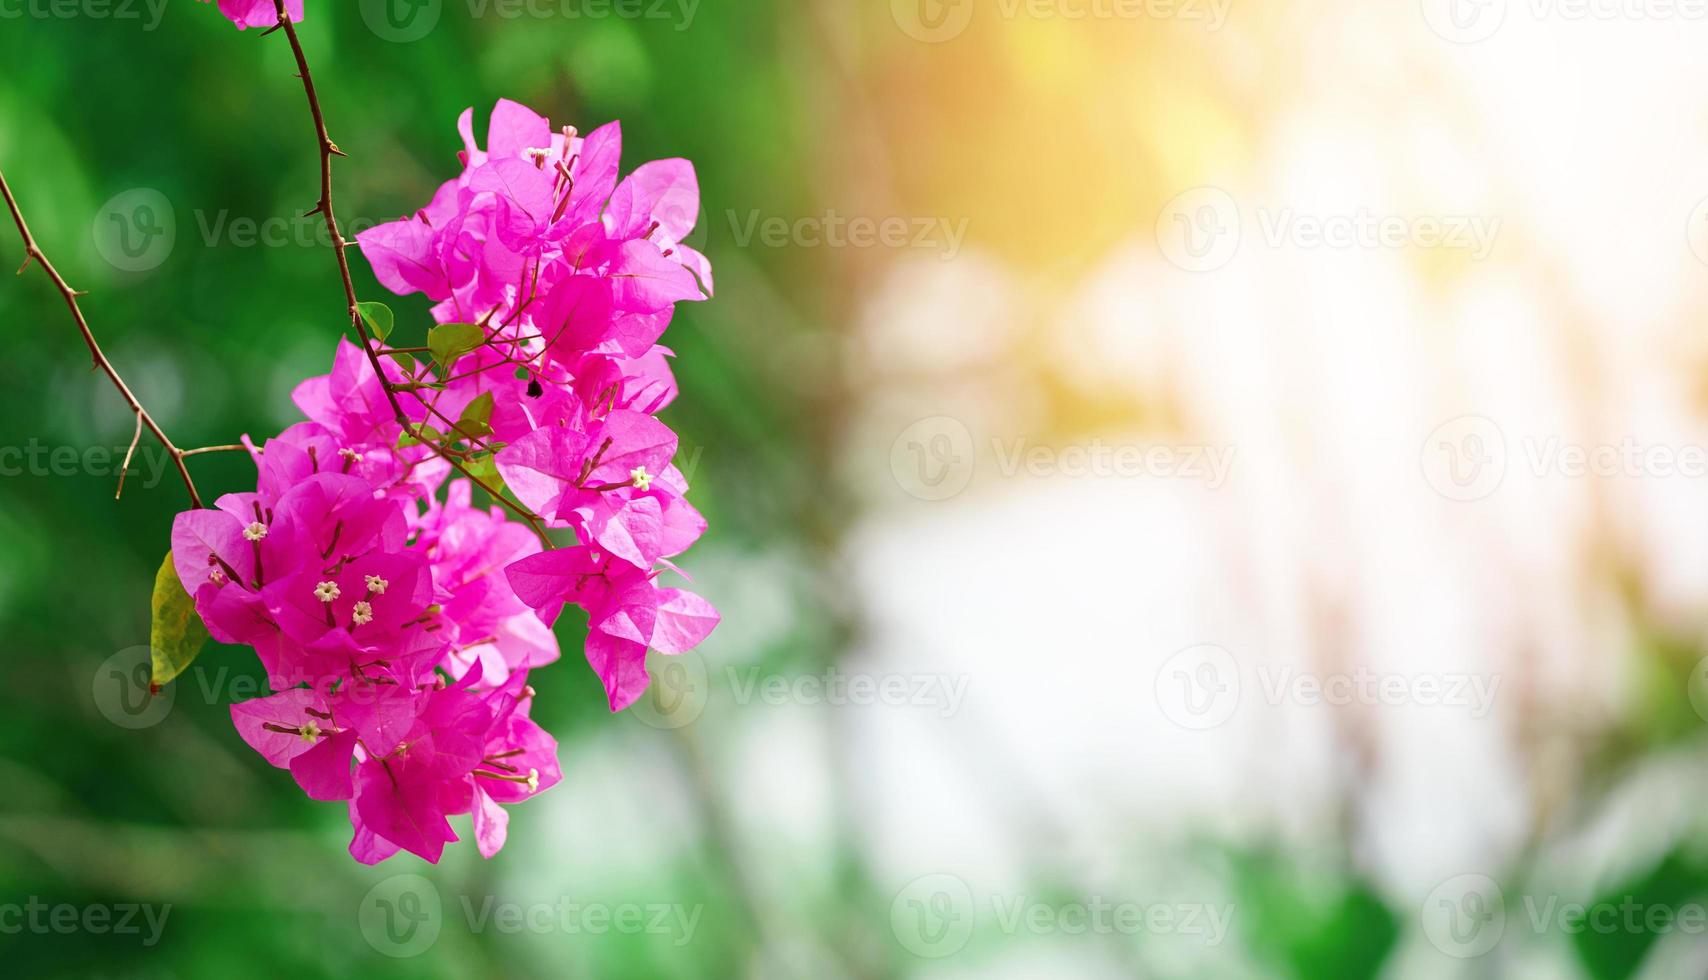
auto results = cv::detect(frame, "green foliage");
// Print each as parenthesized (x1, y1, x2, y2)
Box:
(356, 300, 394, 343)
(428, 322, 483, 369)
(1227, 846, 1399, 980)
(1571, 850, 1708, 980)
(150, 550, 208, 688)
(455, 391, 494, 439)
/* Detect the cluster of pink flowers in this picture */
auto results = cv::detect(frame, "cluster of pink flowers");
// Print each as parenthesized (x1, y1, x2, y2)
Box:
(171, 97, 719, 863)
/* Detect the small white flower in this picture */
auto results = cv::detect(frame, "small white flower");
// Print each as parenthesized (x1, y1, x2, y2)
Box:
(338, 447, 360, 462)
(209, 567, 228, 585)
(351, 601, 374, 626)
(365, 574, 389, 595)
(524, 146, 552, 163)
(526, 768, 540, 792)
(299, 721, 322, 743)
(243, 521, 268, 542)
(630, 466, 652, 491)
(314, 581, 341, 603)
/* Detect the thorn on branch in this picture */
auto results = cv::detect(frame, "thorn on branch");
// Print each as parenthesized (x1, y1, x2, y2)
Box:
(16, 254, 31, 275)
(328, 143, 348, 158)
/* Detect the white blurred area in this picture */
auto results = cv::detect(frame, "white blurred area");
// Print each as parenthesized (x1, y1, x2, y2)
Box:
(832, 5, 1708, 977)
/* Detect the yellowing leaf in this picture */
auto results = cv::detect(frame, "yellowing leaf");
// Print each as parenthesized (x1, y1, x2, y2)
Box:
(151, 550, 209, 689)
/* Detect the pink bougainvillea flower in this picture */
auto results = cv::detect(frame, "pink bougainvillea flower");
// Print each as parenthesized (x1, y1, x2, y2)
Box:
(506, 547, 718, 711)
(200, 0, 302, 30)
(414, 481, 562, 685)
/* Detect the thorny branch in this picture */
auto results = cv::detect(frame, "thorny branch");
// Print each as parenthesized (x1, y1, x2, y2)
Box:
(270, 1, 553, 547)
(0, 168, 210, 508)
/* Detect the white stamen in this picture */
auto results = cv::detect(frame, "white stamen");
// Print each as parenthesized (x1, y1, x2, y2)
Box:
(365, 574, 389, 595)
(630, 466, 652, 492)
(243, 521, 268, 541)
(209, 567, 228, 585)
(526, 768, 540, 792)
(314, 581, 341, 603)
(351, 601, 374, 626)
(299, 721, 322, 743)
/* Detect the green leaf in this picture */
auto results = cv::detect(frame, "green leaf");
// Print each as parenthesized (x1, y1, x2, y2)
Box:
(357, 301, 395, 343)
(397, 423, 443, 448)
(454, 391, 495, 439)
(388, 352, 418, 377)
(150, 550, 209, 689)
(455, 420, 493, 440)
(466, 453, 500, 482)
(428, 322, 484, 369)
(460, 391, 495, 427)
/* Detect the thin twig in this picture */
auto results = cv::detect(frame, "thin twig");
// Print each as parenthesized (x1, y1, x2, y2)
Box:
(181, 444, 250, 458)
(0, 168, 205, 508)
(115, 413, 143, 500)
(271, 2, 553, 548)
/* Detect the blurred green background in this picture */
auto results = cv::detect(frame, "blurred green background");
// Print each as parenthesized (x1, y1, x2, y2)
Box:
(8, 3, 1708, 979)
